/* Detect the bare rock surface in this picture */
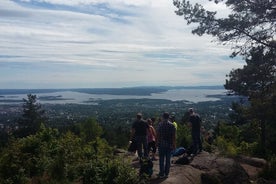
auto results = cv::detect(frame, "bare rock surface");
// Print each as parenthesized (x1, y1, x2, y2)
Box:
(150, 165, 202, 184)
(119, 149, 268, 184)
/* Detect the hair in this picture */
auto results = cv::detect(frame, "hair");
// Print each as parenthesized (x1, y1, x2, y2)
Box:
(163, 112, 170, 119)
(147, 118, 153, 125)
(137, 113, 142, 119)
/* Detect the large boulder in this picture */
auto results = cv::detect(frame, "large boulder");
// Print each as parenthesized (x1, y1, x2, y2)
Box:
(190, 152, 250, 184)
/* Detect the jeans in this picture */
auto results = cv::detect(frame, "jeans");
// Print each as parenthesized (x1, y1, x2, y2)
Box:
(158, 146, 172, 176)
(135, 135, 148, 158)
(192, 131, 202, 154)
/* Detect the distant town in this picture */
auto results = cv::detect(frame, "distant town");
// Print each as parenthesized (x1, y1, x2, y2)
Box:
(0, 86, 243, 142)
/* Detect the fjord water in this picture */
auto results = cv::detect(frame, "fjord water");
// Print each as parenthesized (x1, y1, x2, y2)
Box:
(0, 89, 226, 105)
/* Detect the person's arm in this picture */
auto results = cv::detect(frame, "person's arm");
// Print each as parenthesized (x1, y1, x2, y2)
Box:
(152, 127, 157, 139)
(188, 115, 192, 128)
(156, 127, 159, 147)
(130, 128, 135, 140)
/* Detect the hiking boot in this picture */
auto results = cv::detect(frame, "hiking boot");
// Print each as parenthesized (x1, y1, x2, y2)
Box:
(157, 174, 166, 179)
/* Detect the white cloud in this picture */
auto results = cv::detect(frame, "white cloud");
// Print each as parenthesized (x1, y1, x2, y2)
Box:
(0, 0, 244, 88)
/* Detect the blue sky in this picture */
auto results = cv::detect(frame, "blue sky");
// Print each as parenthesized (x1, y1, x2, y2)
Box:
(0, 0, 244, 89)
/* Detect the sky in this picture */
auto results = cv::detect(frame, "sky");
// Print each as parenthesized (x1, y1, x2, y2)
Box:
(0, 0, 245, 89)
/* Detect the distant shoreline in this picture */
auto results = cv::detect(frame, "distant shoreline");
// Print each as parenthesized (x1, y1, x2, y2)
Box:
(0, 87, 230, 105)
(0, 85, 224, 96)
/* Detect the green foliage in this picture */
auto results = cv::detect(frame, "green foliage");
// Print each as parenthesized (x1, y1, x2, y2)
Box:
(215, 136, 238, 157)
(173, 0, 276, 156)
(239, 121, 260, 143)
(237, 141, 258, 156)
(0, 130, 9, 148)
(79, 118, 103, 142)
(0, 126, 60, 183)
(216, 122, 241, 145)
(266, 123, 276, 154)
(228, 102, 248, 125)
(0, 119, 142, 184)
(214, 122, 263, 156)
(176, 123, 191, 148)
(0, 140, 29, 184)
(82, 158, 143, 184)
(17, 94, 47, 137)
(225, 41, 276, 156)
(173, 0, 276, 56)
(103, 126, 130, 148)
(202, 140, 215, 153)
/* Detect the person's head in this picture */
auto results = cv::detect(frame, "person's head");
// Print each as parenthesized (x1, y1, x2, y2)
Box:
(162, 112, 170, 120)
(136, 112, 142, 119)
(170, 112, 175, 122)
(189, 108, 194, 114)
(147, 118, 153, 125)
(158, 117, 162, 122)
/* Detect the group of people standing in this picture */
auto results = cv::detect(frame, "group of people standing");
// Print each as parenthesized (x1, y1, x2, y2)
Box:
(130, 108, 202, 179)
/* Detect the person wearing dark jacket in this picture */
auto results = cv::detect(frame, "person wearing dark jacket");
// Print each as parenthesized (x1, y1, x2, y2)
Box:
(131, 113, 149, 158)
(189, 108, 202, 155)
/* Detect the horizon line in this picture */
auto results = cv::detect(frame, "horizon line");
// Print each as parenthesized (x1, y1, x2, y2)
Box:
(0, 85, 225, 90)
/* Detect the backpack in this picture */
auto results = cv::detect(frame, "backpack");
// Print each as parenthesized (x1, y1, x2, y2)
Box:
(172, 147, 186, 157)
(174, 156, 190, 165)
(139, 157, 153, 177)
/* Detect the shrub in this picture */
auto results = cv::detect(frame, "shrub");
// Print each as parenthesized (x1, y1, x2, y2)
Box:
(237, 141, 258, 156)
(82, 158, 143, 184)
(176, 124, 191, 148)
(0, 121, 143, 184)
(215, 136, 238, 156)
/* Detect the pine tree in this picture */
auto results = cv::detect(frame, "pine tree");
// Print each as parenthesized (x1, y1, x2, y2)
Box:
(18, 94, 46, 137)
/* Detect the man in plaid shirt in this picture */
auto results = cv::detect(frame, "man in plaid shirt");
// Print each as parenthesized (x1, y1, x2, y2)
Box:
(156, 112, 176, 178)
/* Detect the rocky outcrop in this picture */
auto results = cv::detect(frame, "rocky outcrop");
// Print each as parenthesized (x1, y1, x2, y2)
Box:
(119, 149, 266, 184)
(235, 155, 267, 168)
(170, 152, 249, 184)
(189, 152, 250, 184)
(151, 165, 202, 184)
(235, 155, 268, 182)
